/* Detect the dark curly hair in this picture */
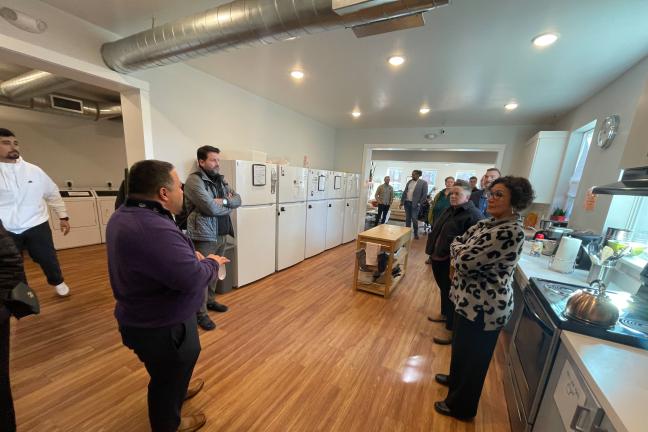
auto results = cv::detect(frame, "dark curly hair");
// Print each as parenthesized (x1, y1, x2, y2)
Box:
(490, 176, 535, 212)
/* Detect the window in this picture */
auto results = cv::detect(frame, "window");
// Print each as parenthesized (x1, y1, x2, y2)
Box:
(421, 170, 438, 194)
(627, 197, 648, 261)
(565, 128, 594, 216)
(386, 167, 404, 191)
(455, 170, 476, 182)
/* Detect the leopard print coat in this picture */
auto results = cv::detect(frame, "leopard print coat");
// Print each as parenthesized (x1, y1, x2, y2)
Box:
(449, 216, 525, 330)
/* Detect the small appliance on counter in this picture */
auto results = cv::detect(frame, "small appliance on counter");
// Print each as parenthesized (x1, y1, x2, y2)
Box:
(571, 231, 603, 270)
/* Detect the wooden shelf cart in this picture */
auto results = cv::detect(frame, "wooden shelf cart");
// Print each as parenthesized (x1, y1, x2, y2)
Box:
(353, 224, 412, 298)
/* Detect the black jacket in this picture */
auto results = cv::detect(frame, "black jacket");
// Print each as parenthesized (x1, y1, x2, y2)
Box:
(425, 201, 484, 260)
(0, 221, 26, 298)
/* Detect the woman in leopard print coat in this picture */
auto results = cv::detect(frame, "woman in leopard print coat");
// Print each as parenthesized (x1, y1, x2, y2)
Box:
(434, 176, 534, 420)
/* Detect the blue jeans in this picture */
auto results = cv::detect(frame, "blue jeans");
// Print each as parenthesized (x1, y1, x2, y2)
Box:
(403, 201, 419, 237)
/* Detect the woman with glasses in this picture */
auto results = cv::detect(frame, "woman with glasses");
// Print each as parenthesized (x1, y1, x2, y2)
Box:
(434, 176, 534, 420)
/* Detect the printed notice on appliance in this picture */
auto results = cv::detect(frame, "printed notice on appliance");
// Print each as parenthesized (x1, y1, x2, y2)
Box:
(252, 164, 266, 186)
(334, 175, 342, 189)
(318, 175, 326, 191)
(67, 191, 91, 197)
(553, 360, 586, 430)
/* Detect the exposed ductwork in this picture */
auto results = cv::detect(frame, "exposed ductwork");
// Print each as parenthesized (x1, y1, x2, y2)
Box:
(0, 93, 122, 121)
(0, 70, 73, 100)
(101, 0, 449, 73)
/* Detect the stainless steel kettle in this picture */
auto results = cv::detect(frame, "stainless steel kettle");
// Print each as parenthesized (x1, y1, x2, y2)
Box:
(564, 280, 619, 328)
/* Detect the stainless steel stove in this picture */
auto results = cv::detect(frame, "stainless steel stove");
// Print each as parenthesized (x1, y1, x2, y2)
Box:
(531, 278, 648, 350)
(504, 276, 648, 432)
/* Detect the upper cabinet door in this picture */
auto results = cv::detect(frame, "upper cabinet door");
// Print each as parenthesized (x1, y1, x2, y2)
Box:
(520, 131, 569, 204)
(620, 80, 648, 169)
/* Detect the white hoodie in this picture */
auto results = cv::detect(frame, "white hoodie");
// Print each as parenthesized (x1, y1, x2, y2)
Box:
(0, 157, 68, 234)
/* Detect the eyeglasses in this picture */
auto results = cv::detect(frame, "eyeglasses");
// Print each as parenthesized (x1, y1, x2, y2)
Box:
(485, 190, 506, 200)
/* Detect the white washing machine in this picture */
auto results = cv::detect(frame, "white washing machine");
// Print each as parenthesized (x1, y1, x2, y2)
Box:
(48, 189, 102, 250)
(93, 188, 120, 243)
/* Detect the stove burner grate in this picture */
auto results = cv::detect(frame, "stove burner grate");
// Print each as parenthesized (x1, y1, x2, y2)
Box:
(543, 283, 577, 297)
(618, 318, 648, 336)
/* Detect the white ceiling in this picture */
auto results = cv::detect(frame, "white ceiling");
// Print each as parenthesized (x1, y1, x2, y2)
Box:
(41, 0, 648, 128)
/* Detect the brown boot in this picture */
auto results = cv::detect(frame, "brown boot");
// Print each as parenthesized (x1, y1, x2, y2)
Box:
(427, 314, 446, 323)
(177, 413, 206, 432)
(433, 329, 453, 345)
(184, 378, 204, 400)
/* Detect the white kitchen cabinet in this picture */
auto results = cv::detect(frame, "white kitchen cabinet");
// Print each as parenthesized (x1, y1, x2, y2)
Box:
(620, 79, 648, 169)
(516, 131, 569, 204)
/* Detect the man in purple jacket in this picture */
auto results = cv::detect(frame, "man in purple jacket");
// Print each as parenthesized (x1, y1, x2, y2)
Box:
(107, 160, 228, 432)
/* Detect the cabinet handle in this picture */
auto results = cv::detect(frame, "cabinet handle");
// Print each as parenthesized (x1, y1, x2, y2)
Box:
(328, 204, 332, 207)
(308, 205, 312, 209)
(569, 405, 590, 432)
(281, 207, 285, 211)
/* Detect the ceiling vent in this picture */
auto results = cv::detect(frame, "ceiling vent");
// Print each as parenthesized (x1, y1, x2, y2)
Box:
(101, 0, 449, 73)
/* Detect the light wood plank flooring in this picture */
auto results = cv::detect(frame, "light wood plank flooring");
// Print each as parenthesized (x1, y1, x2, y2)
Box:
(11, 233, 510, 431)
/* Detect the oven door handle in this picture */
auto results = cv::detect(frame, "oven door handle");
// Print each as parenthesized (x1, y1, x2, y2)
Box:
(524, 301, 554, 335)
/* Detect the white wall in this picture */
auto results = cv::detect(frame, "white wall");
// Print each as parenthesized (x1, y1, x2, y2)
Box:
(555, 55, 648, 231)
(135, 64, 336, 181)
(334, 125, 545, 175)
(0, 106, 127, 188)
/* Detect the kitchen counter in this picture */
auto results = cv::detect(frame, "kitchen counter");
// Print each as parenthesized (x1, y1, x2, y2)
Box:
(516, 248, 646, 432)
(560, 331, 648, 432)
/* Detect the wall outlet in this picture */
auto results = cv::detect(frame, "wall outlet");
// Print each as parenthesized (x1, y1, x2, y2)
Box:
(65, 180, 73, 189)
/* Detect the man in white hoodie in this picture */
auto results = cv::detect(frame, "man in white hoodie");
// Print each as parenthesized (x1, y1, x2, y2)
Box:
(0, 128, 71, 297)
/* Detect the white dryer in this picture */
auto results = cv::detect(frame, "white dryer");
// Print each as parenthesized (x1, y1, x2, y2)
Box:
(49, 189, 102, 250)
(93, 188, 120, 243)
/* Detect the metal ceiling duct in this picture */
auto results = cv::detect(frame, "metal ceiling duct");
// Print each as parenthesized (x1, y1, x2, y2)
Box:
(101, 0, 449, 73)
(0, 93, 122, 121)
(0, 70, 72, 100)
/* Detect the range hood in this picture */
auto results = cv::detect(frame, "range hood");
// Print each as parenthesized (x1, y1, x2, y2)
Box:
(592, 166, 648, 196)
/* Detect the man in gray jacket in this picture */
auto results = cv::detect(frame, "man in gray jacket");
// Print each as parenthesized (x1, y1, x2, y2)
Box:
(399, 170, 428, 239)
(184, 146, 241, 331)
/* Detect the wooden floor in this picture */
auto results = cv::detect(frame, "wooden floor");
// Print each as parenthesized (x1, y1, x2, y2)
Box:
(10, 233, 511, 432)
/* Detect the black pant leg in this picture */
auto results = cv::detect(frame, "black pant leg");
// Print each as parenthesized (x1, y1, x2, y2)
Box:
(431, 259, 453, 329)
(445, 312, 501, 418)
(380, 205, 390, 223)
(0, 305, 16, 432)
(21, 223, 64, 286)
(120, 316, 201, 432)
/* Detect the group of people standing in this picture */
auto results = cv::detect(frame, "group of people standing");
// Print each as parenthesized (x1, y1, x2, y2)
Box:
(1, 127, 237, 432)
(424, 167, 535, 420)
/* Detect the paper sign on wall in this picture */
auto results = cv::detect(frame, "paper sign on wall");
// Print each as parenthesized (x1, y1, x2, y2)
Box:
(252, 164, 266, 186)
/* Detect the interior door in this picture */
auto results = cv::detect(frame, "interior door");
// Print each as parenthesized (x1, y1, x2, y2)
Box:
(343, 198, 359, 243)
(305, 200, 327, 258)
(277, 202, 307, 270)
(234, 204, 276, 286)
(325, 199, 344, 249)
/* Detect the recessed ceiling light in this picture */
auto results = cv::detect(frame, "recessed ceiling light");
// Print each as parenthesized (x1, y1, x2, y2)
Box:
(532, 32, 559, 47)
(388, 56, 405, 66)
(505, 102, 519, 111)
(419, 107, 430, 115)
(351, 110, 362, 118)
(290, 70, 304, 80)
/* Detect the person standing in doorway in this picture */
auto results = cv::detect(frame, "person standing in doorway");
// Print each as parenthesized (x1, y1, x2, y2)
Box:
(374, 176, 394, 225)
(184, 146, 241, 331)
(399, 170, 428, 239)
(469, 176, 479, 192)
(470, 168, 501, 216)
(107, 160, 228, 432)
(0, 128, 72, 297)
